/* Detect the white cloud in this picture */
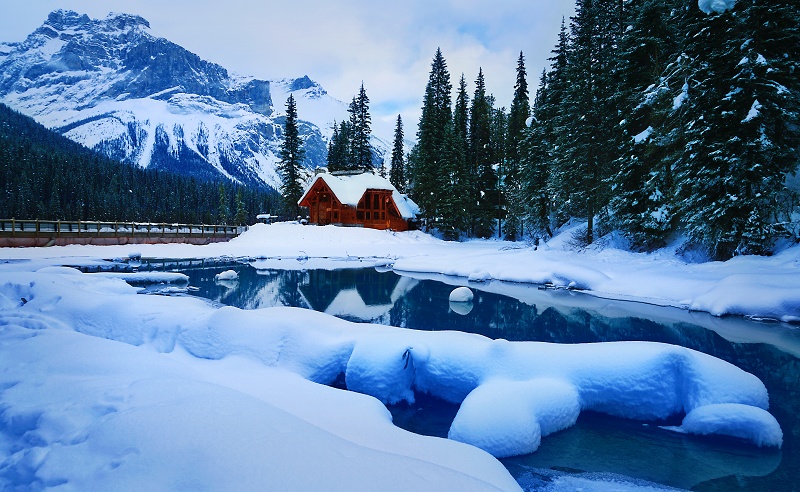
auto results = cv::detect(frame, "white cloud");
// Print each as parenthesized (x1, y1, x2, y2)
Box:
(1, 0, 575, 138)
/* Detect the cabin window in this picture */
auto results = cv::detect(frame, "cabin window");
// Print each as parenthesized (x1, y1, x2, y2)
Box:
(357, 211, 364, 220)
(373, 194, 379, 209)
(333, 211, 339, 220)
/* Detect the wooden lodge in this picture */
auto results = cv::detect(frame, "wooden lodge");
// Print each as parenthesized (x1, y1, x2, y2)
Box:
(297, 171, 419, 231)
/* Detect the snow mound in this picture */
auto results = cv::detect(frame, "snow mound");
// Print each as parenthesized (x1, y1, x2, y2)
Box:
(449, 378, 580, 457)
(664, 403, 783, 447)
(93, 271, 189, 284)
(215, 269, 239, 281)
(0, 267, 784, 488)
(449, 286, 474, 303)
(698, 0, 736, 14)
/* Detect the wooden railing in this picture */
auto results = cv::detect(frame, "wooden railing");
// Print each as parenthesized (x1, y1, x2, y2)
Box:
(0, 219, 246, 239)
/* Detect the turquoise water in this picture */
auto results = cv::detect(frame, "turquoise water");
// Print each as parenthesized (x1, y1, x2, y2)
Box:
(171, 263, 799, 491)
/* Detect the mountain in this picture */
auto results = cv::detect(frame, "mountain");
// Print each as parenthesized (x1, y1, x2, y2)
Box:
(0, 10, 389, 190)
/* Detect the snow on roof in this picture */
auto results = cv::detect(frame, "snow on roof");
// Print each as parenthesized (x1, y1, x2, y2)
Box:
(300, 172, 419, 219)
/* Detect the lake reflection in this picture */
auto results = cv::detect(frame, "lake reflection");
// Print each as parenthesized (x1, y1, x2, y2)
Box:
(174, 262, 800, 492)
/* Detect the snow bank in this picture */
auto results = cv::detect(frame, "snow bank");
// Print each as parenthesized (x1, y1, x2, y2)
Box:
(0, 270, 519, 491)
(0, 266, 784, 487)
(2, 222, 798, 322)
(449, 378, 580, 457)
(91, 271, 189, 284)
(663, 403, 783, 447)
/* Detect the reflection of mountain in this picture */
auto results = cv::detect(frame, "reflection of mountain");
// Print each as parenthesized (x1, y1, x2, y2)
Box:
(298, 269, 419, 322)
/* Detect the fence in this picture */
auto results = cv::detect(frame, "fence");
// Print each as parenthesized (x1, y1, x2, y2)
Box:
(0, 219, 247, 247)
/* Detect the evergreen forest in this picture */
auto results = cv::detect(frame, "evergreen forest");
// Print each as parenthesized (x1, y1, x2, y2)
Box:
(400, 0, 799, 259)
(0, 103, 278, 225)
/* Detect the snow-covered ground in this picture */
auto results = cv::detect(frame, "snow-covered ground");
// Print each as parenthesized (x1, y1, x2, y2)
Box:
(3, 222, 799, 322)
(0, 223, 795, 490)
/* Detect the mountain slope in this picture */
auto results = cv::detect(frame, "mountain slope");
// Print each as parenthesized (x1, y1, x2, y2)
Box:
(0, 10, 387, 189)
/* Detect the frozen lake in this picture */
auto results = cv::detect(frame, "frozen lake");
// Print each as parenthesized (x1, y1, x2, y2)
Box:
(168, 261, 799, 491)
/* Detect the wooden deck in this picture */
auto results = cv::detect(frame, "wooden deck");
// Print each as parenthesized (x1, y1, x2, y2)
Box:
(0, 219, 246, 247)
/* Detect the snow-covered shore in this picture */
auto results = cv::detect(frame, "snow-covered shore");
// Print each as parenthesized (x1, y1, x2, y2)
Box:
(3, 222, 798, 323)
(0, 264, 783, 490)
(0, 223, 795, 490)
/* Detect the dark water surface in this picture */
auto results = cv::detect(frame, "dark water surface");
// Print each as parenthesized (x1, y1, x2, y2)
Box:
(169, 262, 799, 491)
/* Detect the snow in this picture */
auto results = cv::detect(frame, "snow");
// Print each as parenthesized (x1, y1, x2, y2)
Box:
(2, 222, 799, 323)
(698, 0, 737, 14)
(662, 404, 783, 447)
(744, 99, 761, 123)
(673, 82, 689, 110)
(0, 224, 791, 489)
(214, 269, 239, 281)
(92, 271, 189, 284)
(449, 286, 474, 302)
(301, 172, 420, 219)
(633, 126, 654, 144)
(449, 378, 580, 457)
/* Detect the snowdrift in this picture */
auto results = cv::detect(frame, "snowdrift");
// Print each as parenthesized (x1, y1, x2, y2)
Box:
(0, 267, 782, 489)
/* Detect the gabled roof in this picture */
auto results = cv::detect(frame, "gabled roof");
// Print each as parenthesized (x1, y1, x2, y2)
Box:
(299, 172, 419, 219)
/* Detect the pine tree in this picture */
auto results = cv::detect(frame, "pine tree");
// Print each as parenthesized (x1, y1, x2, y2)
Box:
(608, 0, 681, 250)
(529, 18, 570, 236)
(278, 94, 306, 218)
(521, 70, 554, 238)
(409, 48, 453, 229)
(234, 188, 247, 225)
(451, 74, 473, 235)
(327, 122, 342, 172)
(490, 103, 508, 238)
(347, 83, 374, 172)
(389, 115, 407, 192)
(326, 120, 351, 172)
(669, 0, 800, 258)
(217, 182, 229, 224)
(555, 0, 626, 244)
(504, 51, 530, 240)
(468, 68, 496, 238)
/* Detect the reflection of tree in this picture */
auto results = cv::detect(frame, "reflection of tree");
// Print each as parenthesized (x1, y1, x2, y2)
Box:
(299, 269, 401, 312)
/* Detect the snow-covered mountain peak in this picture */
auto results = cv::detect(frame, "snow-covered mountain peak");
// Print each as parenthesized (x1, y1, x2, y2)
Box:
(0, 10, 390, 190)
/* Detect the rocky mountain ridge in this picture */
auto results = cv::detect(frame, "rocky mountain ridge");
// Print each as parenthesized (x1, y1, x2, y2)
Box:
(0, 10, 388, 189)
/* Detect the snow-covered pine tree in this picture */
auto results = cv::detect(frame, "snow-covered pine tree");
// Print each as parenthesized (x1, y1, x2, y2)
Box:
(718, 0, 800, 254)
(278, 94, 306, 218)
(389, 114, 406, 193)
(326, 120, 351, 172)
(469, 68, 497, 238)
(436, 121, 469, 240)
(608, 0, 682, 250)
(559, 0, 627, 244)
(451, 74, 474, 236)
(670, 0, 799, 258)
(349, 83, 374, 172)
(504, 51, 531, 240)
(409, 48, 452, 229)
(490, 102, 508, 238)
(521, 69, 556, 239)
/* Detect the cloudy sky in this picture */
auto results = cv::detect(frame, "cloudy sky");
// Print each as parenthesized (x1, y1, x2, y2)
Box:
(1, 0, 576, 137)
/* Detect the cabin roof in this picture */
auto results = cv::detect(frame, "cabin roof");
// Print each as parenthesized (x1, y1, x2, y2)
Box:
(299, 172, 419, 219)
